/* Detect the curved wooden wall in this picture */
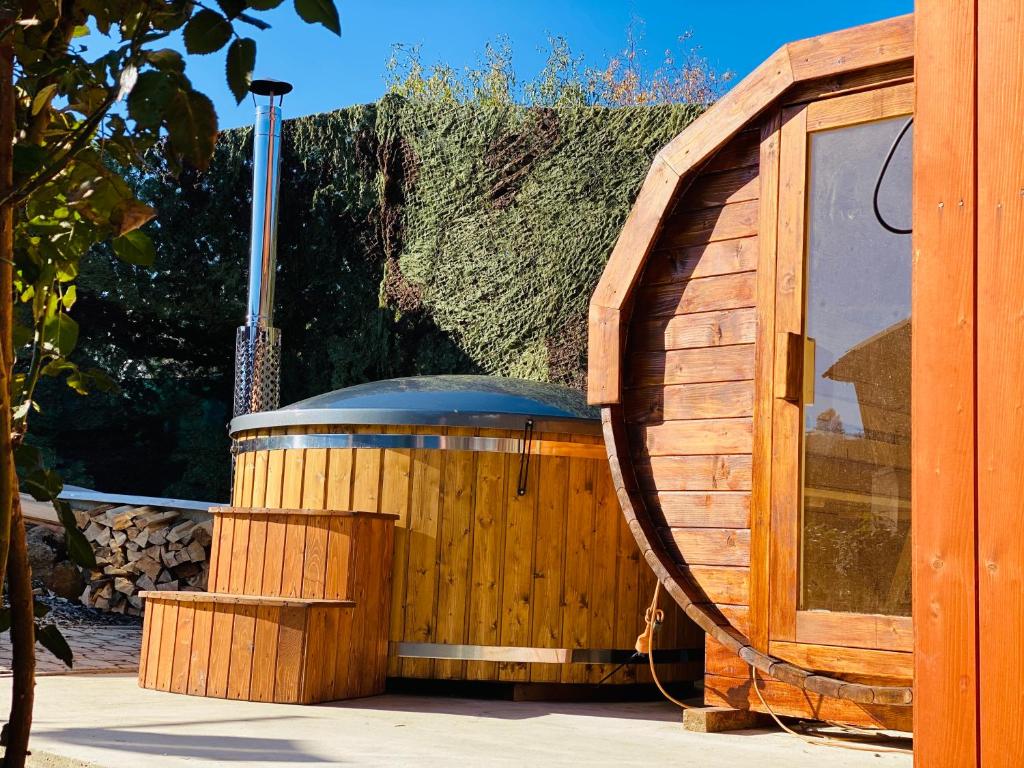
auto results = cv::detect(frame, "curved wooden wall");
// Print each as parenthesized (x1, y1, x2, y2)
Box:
(231, 424, 702, 686)
(587, 15, 917, 729)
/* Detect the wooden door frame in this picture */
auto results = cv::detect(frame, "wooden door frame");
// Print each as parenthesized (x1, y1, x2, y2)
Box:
(757, 82, 915, 658)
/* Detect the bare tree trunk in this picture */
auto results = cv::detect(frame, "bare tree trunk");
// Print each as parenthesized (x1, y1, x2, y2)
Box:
(0, 9, 15, 594)
(3, 493, 33, 768)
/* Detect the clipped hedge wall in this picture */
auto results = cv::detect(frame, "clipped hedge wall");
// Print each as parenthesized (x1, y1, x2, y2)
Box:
(31, 98, 700, 499)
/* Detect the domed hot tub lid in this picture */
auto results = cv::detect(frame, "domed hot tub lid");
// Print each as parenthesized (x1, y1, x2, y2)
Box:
(229, 375, 601, 436)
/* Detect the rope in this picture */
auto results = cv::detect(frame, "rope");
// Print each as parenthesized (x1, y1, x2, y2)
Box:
(639, 579, 910, 755)
(750, 666, 911, 755)
(637, 581, 694, 709)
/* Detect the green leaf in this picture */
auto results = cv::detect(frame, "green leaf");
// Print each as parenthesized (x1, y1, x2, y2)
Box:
(33, 600, 51, 619)
(216, 0, 246, 18)
(226, 38, 257, 104)
(127, 70, 176, 129)
(36, 624, 74, 669)
(248, 0, 285, 9)
(112, 230, 156, 267)
(31, 84, 58, 115)
(166, 89, 219, 170)
(58, 498, 96, 569)
(183, 9, 233, 55)
(293, 0, 340, 35)
(145, 49, 186, 73)
(61, 285, 77, 311)
(42, 312, 79, 358)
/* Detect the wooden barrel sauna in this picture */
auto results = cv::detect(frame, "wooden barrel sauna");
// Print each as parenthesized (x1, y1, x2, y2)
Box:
(587, 16, 915, 729)
(229, 375, 702, 689)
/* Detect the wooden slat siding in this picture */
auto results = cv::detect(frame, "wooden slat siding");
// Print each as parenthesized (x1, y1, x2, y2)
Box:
(660, 199, 759, 250)
(699, 129, 761, 174)
(683, 566, 749, 606)
(350, 425, 383, 513)
(250, 430, 270, 507)
(210, 514, 233, 592)
(299, 449, 329, 599)
(767, 104, 807, 644)
(380, 426, 413, 677)
(465, 444, 508, 681)
(350, 517, 385, 696)
(372, 518, 396, 694)
(703, 639, 911, 731)
(625, 381, 754, 423)
(635, 272, 757, 319)
(632, 418, 753, 457)
(434, 433, 478, 679)
(300, 604, 327, 703)
(629, 308, 757, 352)
(611, 509, 641, 684)
(330, 601, 356, 700)
(804, 80, 914, 132)
(274, 605, 306, 703)
(324, 517, 354, 601)
(584, 465, 619, 683)
(226, 604, 257, 700)
(325, 438, 354, 511)
(978, 1, 1024, 765)
(401, 442, 444, 678)
(589, 17, 913, 406)
(784, 62, 914, 108)
(644, 238, 758, 286)
(635, 455, 753, 492)
(795, 611, 912, 653)
(187, 604, 214, 696)
(561, 447, 596, 683)
(154, 601, 179, 692)
(170, 602, 195, 693)
(652, 491, 751, 528)
(227, 506, 251, 595)
(141, 602, 162, 692)
(913, 5, 978, 761)
(627, 346, 756, 388)
(666, 528, 751, 568)
(529, 451, 570, 683)
(240, 435, 256, 507)
(246, 604, 278, 702)
(205, 603, 234, 698)
(264, 441, 286, 508)
(497, 438, 539, 683)
(769, 640, 912, 680)
(680, 166, 759, 209)
(749, 109, 781, 654)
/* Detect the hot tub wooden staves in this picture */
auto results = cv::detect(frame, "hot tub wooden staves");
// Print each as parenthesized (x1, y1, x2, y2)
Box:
(589, 15, 917, 729)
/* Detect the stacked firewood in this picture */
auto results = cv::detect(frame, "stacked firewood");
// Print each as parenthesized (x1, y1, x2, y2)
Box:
(76, 505, 213, 615)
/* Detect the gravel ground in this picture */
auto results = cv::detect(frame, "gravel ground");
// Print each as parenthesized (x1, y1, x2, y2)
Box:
(31, 593, 141, 631)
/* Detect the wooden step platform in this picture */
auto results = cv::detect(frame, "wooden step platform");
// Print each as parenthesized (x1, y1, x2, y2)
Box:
(138, 508, 396, 704)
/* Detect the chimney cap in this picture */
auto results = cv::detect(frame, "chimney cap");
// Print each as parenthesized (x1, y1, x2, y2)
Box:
(250, 78, 294, 97)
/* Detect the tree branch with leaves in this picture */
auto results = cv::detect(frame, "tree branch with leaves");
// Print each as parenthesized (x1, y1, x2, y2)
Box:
(0, 1, 339, 765)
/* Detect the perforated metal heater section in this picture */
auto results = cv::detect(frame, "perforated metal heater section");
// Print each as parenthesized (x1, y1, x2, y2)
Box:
(233, 325, 281, 417)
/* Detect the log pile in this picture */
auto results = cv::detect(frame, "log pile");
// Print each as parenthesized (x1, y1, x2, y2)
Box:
(76, 505, 213, 615)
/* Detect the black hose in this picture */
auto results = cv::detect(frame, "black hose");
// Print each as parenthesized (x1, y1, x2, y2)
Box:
(872, 116, 913, 235)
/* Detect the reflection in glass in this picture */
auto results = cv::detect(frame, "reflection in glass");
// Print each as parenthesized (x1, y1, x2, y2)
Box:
(799, 116, 912, 617)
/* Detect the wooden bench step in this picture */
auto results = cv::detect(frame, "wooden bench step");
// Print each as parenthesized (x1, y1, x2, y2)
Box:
(139, 592, 382, 703)
(139, 590, 354, 608)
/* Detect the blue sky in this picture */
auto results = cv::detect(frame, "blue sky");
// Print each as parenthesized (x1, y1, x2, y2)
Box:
(181, 1, 913, 129)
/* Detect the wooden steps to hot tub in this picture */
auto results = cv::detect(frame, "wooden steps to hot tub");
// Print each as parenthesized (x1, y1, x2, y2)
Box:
(138, 508, 396, 703)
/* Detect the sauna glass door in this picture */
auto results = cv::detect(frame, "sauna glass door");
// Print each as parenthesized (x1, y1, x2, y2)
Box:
(769, 83, 913, 652)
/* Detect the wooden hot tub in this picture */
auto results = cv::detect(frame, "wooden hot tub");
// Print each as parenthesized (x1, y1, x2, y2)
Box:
(229, 375, 701, 689)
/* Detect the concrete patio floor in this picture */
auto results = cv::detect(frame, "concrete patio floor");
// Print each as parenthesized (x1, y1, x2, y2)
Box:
(7, 674, 912, 768)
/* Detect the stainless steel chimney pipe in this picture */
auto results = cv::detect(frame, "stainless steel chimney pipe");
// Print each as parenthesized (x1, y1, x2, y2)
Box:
(233, 79, 292, 418)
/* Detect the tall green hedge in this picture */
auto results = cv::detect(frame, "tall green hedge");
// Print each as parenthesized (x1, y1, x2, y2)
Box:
(30, 98, 700, 499)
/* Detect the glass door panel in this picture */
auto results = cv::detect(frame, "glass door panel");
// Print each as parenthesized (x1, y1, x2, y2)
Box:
(799, 116, 913, 617)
